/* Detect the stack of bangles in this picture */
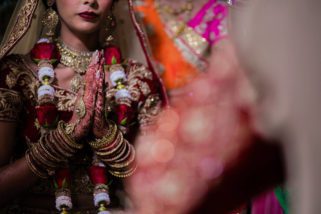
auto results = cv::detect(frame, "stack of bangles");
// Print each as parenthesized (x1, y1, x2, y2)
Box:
(25, 121, 83, 179)
(89, 121, 136, 178)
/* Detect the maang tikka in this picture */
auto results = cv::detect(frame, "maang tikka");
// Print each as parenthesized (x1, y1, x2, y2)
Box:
(42, 0, 59, 40)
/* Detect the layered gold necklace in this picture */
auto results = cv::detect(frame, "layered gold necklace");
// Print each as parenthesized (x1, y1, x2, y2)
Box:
(56, 39, 94, 75)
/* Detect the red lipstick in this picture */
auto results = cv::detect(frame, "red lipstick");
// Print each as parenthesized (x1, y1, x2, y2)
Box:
(79, 11, 98, 20)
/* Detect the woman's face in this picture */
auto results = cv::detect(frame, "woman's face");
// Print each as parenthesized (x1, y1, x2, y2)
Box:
(55, 0, 113, 35)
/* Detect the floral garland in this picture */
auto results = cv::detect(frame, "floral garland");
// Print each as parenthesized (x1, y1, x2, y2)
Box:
(31, 38, 134, 214)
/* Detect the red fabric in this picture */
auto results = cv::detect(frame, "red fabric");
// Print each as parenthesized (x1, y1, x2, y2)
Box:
(115, 104, 134, 126)
(104, 45, 122, 65)
(88, 165, 107, 185)
(30, 42, 60, 63)
(54, 168, 72, 189)
(36, 104, 58, 128)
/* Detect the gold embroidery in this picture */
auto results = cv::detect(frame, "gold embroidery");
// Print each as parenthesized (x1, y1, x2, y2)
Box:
(156, 6, 209, 71)
(0, 0, 39, 59)
(138, 94, 162, 127)
(5, 72, 17, 89)
(5, 56, 39, 104)
(138, 79, 151, 96)
(0, 88, 23, 122)
(55, 89, 77, 112)
(106, 88, 117, 102)
(4, 56, 40, 103)
(127, 63, 153, 80)
(127, 62, 153, 101)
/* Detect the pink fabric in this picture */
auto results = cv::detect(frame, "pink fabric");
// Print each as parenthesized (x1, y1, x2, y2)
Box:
(187, 0, 228, 45)
(252, 191, 284, 214)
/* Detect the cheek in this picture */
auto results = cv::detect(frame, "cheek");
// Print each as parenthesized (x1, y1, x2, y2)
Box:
(100, 0, 113, 14)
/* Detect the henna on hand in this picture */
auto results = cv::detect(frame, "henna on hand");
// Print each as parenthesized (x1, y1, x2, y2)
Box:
(93, 54, 108, 138)
(70, 52, 102, 141)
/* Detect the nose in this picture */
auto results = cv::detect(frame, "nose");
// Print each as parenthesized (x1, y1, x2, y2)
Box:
(82, 0, 98, 8)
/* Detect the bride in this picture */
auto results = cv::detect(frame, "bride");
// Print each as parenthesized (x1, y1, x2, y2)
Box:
(0, 0, 166, 213)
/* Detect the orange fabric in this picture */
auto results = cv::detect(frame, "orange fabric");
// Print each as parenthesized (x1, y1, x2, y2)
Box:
(135, 0, 200, 90)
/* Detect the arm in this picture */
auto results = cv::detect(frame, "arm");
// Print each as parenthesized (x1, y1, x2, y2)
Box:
(0, 122, 39, 207)
(0, 53, 99, 206)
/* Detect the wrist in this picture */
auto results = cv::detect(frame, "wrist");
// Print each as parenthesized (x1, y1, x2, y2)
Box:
(25, 121, 83, 179)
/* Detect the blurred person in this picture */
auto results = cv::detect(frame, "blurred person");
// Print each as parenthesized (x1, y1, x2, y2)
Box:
(127, 10, 286, 213)
(126, 0, 287, 214)
(133, 0, 230, 100)
(231, 0, 321, 213)
(0, 0, 166, 213)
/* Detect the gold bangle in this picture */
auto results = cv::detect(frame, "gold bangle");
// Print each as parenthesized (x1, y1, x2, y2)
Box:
(25, 150, 48, 179)
(39, 136, 62, 163)
(31, 144, 57, 169)
(96, 132, 124, 156)
(48, 132, 74, 158)
(108, 164, 137, 178)
(100, 140, 128, 163)
(114, 142, 132, 163)
(89, 122, 118, 149)
(58, 121, 83, 150)
(109, 145, 136, 169)
(53, 130, 76, 155)
(44, 133, 67, 160)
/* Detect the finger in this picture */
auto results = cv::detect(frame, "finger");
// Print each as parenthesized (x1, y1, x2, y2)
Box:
(93, 55, 106, 135)
(74, 52, 101, 138)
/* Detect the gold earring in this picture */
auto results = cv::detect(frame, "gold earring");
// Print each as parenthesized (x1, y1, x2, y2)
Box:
(104, 13, 116, 46)
(42, 0, 59, 40)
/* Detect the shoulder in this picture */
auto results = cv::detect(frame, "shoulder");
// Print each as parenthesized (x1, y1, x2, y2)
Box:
(0, 54, 37, 90)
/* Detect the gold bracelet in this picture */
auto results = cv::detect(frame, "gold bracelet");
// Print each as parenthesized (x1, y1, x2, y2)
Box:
(96, 132, 124, 157)
(25, 150, 48, 179)
(48, 132, 74, 158)
(44, 133, 67, 160)
(89, 122, 118, 149)
(100, 140, 128, 163)
(58, 121, 83, 150)
(38, 136, 62, 163)
(95, 134, 120, 156)
(108, 164, 137, 178)
(109, 145, 136, 169)
(53, 130, 76, 155)
(31, 144, 57, 169)
(114, 142, 133, 163)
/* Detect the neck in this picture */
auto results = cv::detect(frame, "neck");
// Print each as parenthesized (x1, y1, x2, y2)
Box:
(59, 26, 100, 52)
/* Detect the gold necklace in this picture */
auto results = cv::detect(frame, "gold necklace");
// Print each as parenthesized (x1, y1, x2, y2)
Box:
(56, 39, 94, 75)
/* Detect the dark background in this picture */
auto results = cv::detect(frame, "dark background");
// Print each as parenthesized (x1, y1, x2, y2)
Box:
(0, 0, 19, 42)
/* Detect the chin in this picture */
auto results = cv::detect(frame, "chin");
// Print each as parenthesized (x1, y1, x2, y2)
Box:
(74, 23, 101, 35)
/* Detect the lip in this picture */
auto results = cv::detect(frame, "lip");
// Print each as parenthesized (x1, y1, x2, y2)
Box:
(78, 11, 99, 20)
